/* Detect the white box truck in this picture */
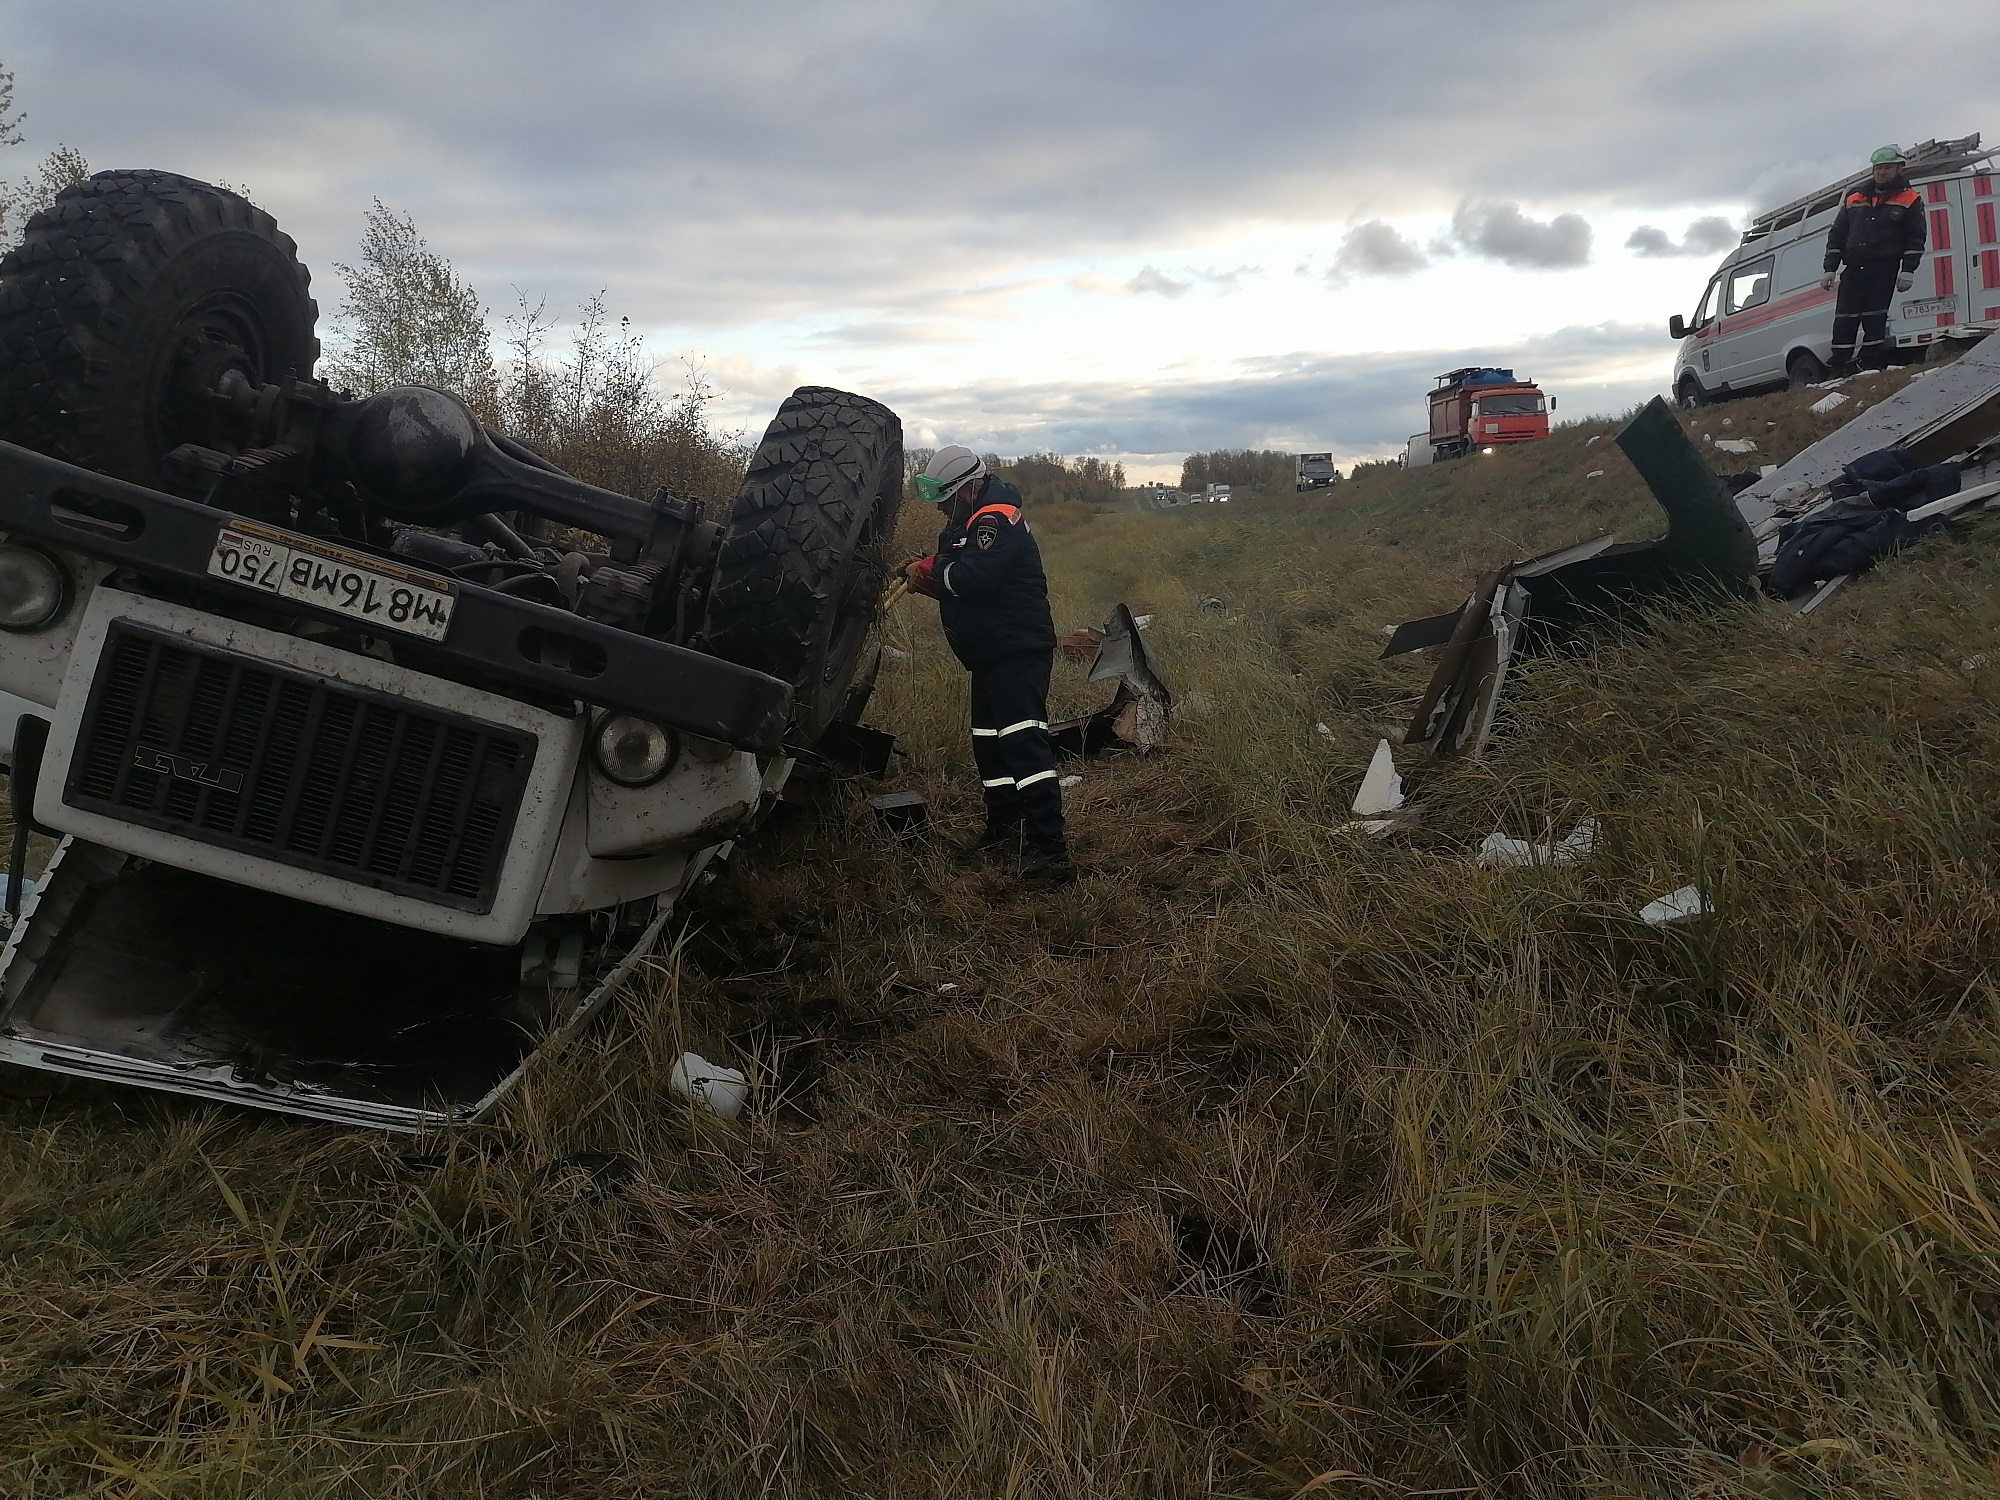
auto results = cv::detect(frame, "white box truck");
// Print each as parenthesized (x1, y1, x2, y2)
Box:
(1671, 134, 2000, 406)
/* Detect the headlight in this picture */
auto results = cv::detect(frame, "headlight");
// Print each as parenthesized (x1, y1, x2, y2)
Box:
(0, 544, 69, 631)
(592, 713, 677, 787)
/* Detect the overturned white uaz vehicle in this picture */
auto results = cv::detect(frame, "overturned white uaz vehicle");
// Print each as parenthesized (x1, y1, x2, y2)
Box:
(0, 172, 901, 1128)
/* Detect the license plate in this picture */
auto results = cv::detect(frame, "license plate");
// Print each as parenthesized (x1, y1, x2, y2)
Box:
(1902, 295, 1957, 319)
(208, 520, 455, 641)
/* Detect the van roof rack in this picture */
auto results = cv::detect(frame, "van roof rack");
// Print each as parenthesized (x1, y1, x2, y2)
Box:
(1742, 133, 1995, 245)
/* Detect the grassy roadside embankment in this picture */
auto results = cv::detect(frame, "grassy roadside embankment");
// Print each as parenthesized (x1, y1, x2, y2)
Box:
(10, 366, 2000, 1497)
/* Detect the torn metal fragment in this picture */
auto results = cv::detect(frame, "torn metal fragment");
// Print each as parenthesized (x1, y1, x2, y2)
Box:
(1477, 819, 1598, 869)
(1387, 398, 1756, 757)
(1639, 885, 1712, 926)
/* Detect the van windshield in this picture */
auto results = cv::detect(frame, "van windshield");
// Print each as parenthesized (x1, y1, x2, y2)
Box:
(1695, 277, 1722, 326)
(1477, 393, 1543, 415)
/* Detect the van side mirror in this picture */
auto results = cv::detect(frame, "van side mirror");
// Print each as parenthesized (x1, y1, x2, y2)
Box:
(1669, 314, 1687, 341)
(1549, 398, 1556, 411)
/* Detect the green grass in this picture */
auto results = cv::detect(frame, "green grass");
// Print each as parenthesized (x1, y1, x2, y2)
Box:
(9, 365, 2000, 1496)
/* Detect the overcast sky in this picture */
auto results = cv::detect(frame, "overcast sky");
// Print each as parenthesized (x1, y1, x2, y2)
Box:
(5, 0, 1998, 478)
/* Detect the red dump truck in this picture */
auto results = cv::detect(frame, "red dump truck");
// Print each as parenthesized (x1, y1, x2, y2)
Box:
(1423, 367, 1552, 463)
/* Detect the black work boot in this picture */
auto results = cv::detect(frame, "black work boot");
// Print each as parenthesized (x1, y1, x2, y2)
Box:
(954, 824, 1020, 865)
(1017, 842, 1075, 882)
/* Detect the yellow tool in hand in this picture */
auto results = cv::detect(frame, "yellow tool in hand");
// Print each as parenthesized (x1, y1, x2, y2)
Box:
(880, 576, 911, 611)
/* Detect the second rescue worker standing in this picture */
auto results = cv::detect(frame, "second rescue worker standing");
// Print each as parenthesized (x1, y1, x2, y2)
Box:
(1820, 146, 1928, 374)
(900, 446, 1070, 878)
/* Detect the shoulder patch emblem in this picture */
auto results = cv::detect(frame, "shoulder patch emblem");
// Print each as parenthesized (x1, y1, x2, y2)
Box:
(975, 525, 998, 549)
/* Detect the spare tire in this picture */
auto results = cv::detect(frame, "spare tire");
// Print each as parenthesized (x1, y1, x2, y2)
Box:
(0, 169, 318, 493)
(703, 386, 903, 748)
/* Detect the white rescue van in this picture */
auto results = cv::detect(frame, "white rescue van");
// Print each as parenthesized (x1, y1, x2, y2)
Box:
(1671, 134, 2000, 406)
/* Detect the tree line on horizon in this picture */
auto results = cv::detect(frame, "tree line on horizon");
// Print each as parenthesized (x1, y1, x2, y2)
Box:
(1178, 449, 1296, 493)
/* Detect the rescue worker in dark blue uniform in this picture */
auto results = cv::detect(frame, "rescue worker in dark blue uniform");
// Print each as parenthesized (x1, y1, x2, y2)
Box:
(1821, 145, 1928, 374)
(901, 445, 1069, 877)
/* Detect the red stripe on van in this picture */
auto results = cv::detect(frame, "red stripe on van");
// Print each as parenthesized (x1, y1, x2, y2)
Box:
(1929, 182, 1949, 204)
(1980, 202, 1998, 244)
(1931, 208, 1952, 250)
(1983, 250, 2000, 290)
(1717, 284, 1835, 335)
(1936, 256, 1956, 296)
(1979, 174, 1995, 197)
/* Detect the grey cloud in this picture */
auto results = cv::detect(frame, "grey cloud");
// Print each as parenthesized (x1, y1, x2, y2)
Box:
(1624, 225, 1676, 257)
(1445, 200, 1592, 270)
(9, 0, 1995, 331)
(1127, 266, 1192, 297)
(1326, 220, 1429, 288)
(1626, 215, 1738, 258)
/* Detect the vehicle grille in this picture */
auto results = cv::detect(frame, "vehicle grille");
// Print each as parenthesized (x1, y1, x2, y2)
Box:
(63, 622, 536, 912)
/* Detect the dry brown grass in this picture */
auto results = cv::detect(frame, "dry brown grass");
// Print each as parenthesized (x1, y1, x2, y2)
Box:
(7, 366, 2000, 1497)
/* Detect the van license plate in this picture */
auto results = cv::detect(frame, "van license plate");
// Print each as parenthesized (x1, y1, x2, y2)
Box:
(208, 520, 456, 641)
(1902, 295, 1957, 319)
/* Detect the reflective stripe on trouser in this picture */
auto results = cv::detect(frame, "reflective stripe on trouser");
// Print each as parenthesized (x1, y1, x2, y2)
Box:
(969, 651, 1065, 851)
(1832, 261, 1898, 367)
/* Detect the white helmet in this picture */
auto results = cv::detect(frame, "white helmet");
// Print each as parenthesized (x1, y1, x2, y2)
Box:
(916, 445, 986, 504)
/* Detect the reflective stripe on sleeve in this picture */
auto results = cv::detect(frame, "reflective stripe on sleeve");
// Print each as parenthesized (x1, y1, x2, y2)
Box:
(1015, 769, 1060, 789)
(980, 775, 1016, 788)
(970, 727, 998, 737)
(995, 719, 1049, 737)
(942, 563, 959, 596)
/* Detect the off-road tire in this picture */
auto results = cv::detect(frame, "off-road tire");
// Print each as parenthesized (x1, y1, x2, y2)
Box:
(1676, 374, 1709, 410)
(1787, 350, 1827, 388)
(704, 386, 902, 747)
(0, 170, 318, 493)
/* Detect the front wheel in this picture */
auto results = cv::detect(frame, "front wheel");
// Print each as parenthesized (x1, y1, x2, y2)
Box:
(1676, 374, 1709, 410)
(702, 387, 903, 748)
(1786, 351, 1827, 388)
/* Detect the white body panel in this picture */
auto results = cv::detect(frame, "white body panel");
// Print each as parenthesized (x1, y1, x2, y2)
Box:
(34, 588, 582, 944)
(584, 741, 760, 858)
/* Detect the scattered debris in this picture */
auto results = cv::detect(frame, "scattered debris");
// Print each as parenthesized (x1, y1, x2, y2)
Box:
(1585, 469, 1605, 479)
(1058, 774, 1082, 788)
(1713, 438, 1758, 455)
(1384, 398, 1756, 758)
(1132, 613, 1154, 630)
(1584, 434, 1602, 447)
(1052, 604, 1174, 758)
(937, 982, 960, 993)
(1477, 819, 1598, 869)
(866, 790, 928, 835)
(1639, 885, 1712, 926)
(1340, 739, 1409, 837)
(1810, 391, 1851, 415)
(1720, 418, 1734, 429)
(1740, 334, 2000, 516)
(1197, 596, 1227, 611)
(1963, 653, 1986, 672)
(1763, 453, 2000, 601)
(670, 1052, 749, 1120)
(1314, 722, 1335, 743)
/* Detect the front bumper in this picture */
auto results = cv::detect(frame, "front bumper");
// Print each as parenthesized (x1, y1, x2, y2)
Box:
(0, 440, 791, 753)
